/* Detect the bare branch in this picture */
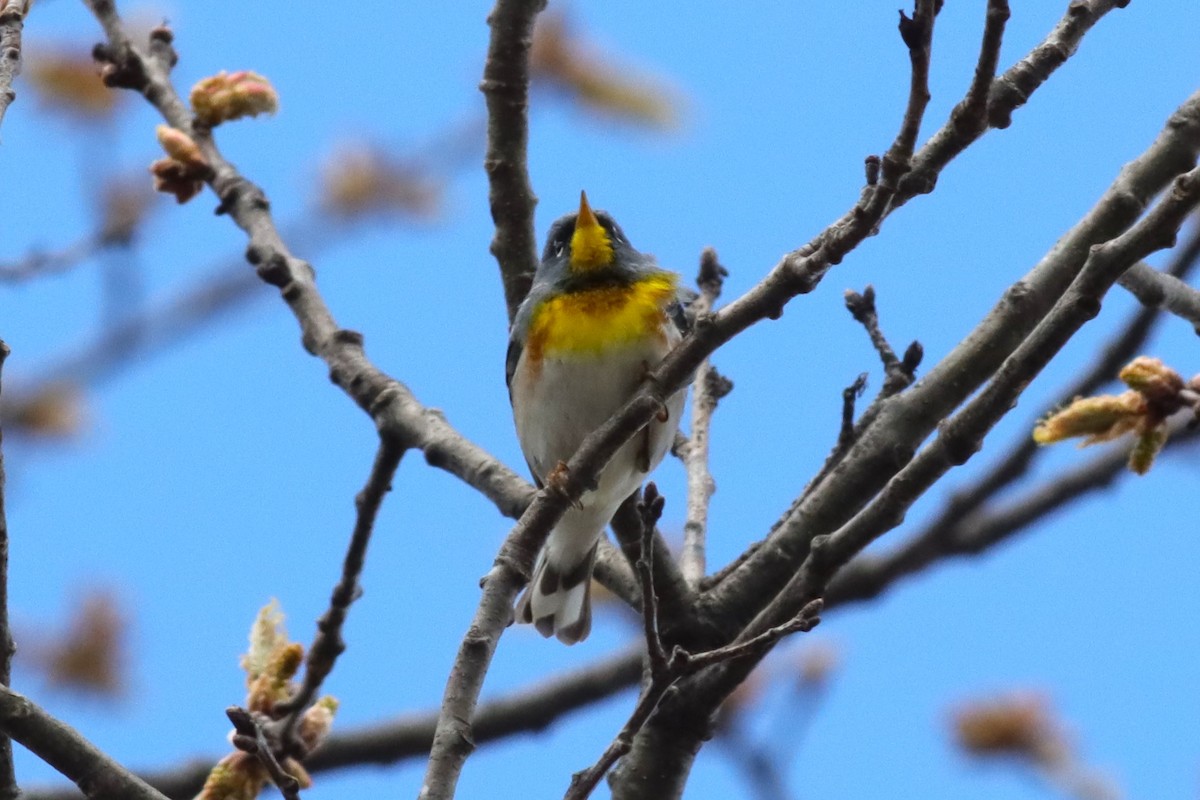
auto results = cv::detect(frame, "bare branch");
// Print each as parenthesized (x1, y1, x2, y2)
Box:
(610, 494, 696, 639)
(706, 85, 1200, 633)
(633, 484, 669, 680)
(564, 682, 671, 800)
(820, 224, 1200, 606)
(881, 0, 939, 187)
(567, 600, 822, 800)
(754, 160, 1200, 651)
(274, 439, 405, 738)
(887, 221, 1200, 542)
(592, 537, 641, 609)
(843, 285, 921, 397)
(837, 374, 869, 453)
(614, 12, 1196, 796)
(0, 684, 167, 800)
(681, 249, 730, 586)
(0, 0, 28, 133)
(482, 0, 546, 323)
(79, 1, 537, 521)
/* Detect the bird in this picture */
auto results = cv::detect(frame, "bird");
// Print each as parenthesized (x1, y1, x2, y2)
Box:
(507, 191, 688, 644)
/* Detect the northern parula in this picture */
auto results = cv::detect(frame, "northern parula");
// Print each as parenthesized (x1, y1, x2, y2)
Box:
(507, 191, 688, 644)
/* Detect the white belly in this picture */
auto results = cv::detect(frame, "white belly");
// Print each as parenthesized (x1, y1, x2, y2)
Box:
(512, 335, 685, 510)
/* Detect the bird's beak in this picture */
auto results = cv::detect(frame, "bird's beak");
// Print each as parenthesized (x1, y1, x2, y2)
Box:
(577, 190, 599, 230)
(569, 190, 613, 272)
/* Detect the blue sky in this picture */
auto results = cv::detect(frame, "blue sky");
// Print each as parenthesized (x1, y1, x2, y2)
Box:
(3, 1, 1200, 798)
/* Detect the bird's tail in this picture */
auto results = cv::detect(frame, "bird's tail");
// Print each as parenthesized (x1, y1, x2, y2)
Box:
(516, 514, 602, 645)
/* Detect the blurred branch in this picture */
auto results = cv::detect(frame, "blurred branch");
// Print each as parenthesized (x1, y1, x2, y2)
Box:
(1118, 260, 1200, 331)
(827, 415, 1200, 607)
(0, 340, 14, 800)
(530, 11, 680, 130)
(27, 648, 644, 800)
(0, 235, 105, 284)
(482, 0, 544, 324)
(0, 684, 167, 800)
(0, 0, 28, 132)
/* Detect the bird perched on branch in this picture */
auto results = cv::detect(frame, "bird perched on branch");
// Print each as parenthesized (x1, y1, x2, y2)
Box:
(507, 192, 688, 644)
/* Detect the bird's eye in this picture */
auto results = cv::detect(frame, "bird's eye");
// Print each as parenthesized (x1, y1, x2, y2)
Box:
(555, 244, 565, 257)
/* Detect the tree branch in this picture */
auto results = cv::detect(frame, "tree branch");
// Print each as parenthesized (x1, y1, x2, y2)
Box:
(825, 221, 1199, 596)
(704, 81, 1200, 637)
(739, 159, 1200, 673)
(482, 0, 545, 323)
(680, 250, 730, 586)
(881, 0, 939, 188)
(273, 438, 405, 741)
(0, 685, 168, 800)
(226, 708, 301, 800)
(612, 5, 1177, 796)
(609, 495, 696, 645)
(1118, 260, 1200, 332)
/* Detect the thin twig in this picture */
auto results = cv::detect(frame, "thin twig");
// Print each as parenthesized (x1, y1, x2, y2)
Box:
(681, 249, 730, 586)
(274, 438, 405, 741)
(881, 0, 939, 189)
(837, 374, 868, 453)
(896, 0, 1009, 200)
(609, 494, 696, 640)
(844, 285, 922, 396)
(0, 0, 28, 133)
(0, 341, 14, 800)
(563, 681, 674, 800)
(564, 600, 822, 800)
(226, 708, 301, 800)
(0, 684, 168, 800)
(677, 600, 823, 673)
(633, 484, 669, 679)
